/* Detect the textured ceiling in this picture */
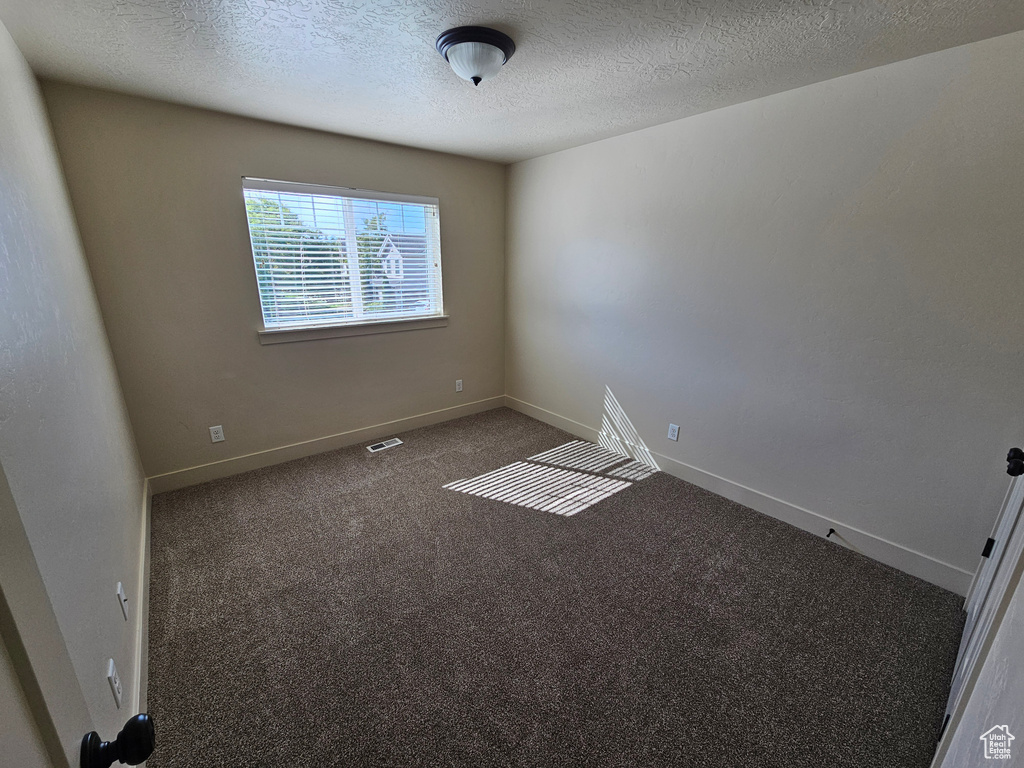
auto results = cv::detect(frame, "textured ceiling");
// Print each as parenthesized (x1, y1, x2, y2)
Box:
(2, 1, 1024, 163)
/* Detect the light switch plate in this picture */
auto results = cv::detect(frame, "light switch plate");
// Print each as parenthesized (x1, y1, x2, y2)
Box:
(107, 658, 122, 709)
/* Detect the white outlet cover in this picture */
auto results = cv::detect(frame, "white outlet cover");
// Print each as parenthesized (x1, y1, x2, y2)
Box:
(667, 424, 680, 441)
(116, 582, 129, 621)
(209, 425, 225, 443)
(107, 658, 122, 709)
(455, 379, 463, 392)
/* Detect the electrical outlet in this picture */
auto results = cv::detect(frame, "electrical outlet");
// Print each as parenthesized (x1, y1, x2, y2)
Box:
(667, 423, 679, 441)
(455, 379, 463, 393)
(116, 582, 129, 621)
(107, 659, 122, 709)
(209, 425, 225, 443)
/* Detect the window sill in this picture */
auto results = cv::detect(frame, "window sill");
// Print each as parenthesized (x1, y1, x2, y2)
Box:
(257, 315, 449, 345)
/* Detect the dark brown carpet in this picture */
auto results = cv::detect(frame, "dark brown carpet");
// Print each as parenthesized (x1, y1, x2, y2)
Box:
(147, 408, 964, 767)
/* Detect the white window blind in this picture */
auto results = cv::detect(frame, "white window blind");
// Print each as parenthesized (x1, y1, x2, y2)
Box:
(242, 178, 444, 331)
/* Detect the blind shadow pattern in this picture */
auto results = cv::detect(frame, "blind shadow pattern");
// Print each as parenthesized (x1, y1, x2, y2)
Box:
(444, 437, 659, 517)
(444, 461, 631, 517)
(598, 387, 659, 472)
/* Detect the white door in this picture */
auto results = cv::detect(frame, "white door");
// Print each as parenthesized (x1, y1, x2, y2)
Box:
(943, 471, 1024, 726)
(0, 639, 52, 768)
(0, 463, 93, 768)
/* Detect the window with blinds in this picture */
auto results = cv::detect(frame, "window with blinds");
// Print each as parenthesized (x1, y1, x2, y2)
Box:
(242, 178, 444, 331)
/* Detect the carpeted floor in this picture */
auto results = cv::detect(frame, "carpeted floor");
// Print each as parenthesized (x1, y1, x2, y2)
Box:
(147, 408, 964, 767)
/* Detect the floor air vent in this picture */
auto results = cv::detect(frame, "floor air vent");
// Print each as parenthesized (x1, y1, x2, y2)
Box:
(367, 438, 403, 453)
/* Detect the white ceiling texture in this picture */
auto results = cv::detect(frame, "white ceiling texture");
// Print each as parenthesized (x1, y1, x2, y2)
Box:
(2, 0, 1023, 163)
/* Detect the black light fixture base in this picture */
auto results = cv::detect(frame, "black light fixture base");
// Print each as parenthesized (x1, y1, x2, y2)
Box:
(435, 26, 516, 64)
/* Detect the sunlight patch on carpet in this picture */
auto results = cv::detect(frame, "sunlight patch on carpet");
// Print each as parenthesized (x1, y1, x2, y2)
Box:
(528, 440, 629, 473)
(444, 461, 631, 517)
(607, 460, 659, 481)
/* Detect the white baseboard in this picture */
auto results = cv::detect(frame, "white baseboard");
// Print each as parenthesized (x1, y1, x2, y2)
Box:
(148, 397, 506, 494)
(505, 396, 973, 596)
(132, 479, 151, 716)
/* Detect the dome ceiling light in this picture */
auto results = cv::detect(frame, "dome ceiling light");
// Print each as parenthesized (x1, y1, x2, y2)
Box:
(435, 26, 516, 86)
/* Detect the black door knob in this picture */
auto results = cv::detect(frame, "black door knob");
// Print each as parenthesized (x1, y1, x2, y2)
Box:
(1008, 448, 1024, 477)
(81, 714, 155, 768)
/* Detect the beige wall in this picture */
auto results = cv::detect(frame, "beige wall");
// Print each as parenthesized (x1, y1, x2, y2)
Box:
(41, 83, 507, 486)
(0, 17, 147, 748)
(506, 30, 1024, 593)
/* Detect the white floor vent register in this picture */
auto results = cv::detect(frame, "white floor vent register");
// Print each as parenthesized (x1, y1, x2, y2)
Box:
(367, 437, 403, 453)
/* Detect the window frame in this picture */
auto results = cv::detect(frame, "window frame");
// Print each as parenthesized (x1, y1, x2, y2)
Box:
(241, 177, 447, 344)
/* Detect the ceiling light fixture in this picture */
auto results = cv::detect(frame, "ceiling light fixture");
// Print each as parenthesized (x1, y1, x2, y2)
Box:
(436, 26, 516, 86)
